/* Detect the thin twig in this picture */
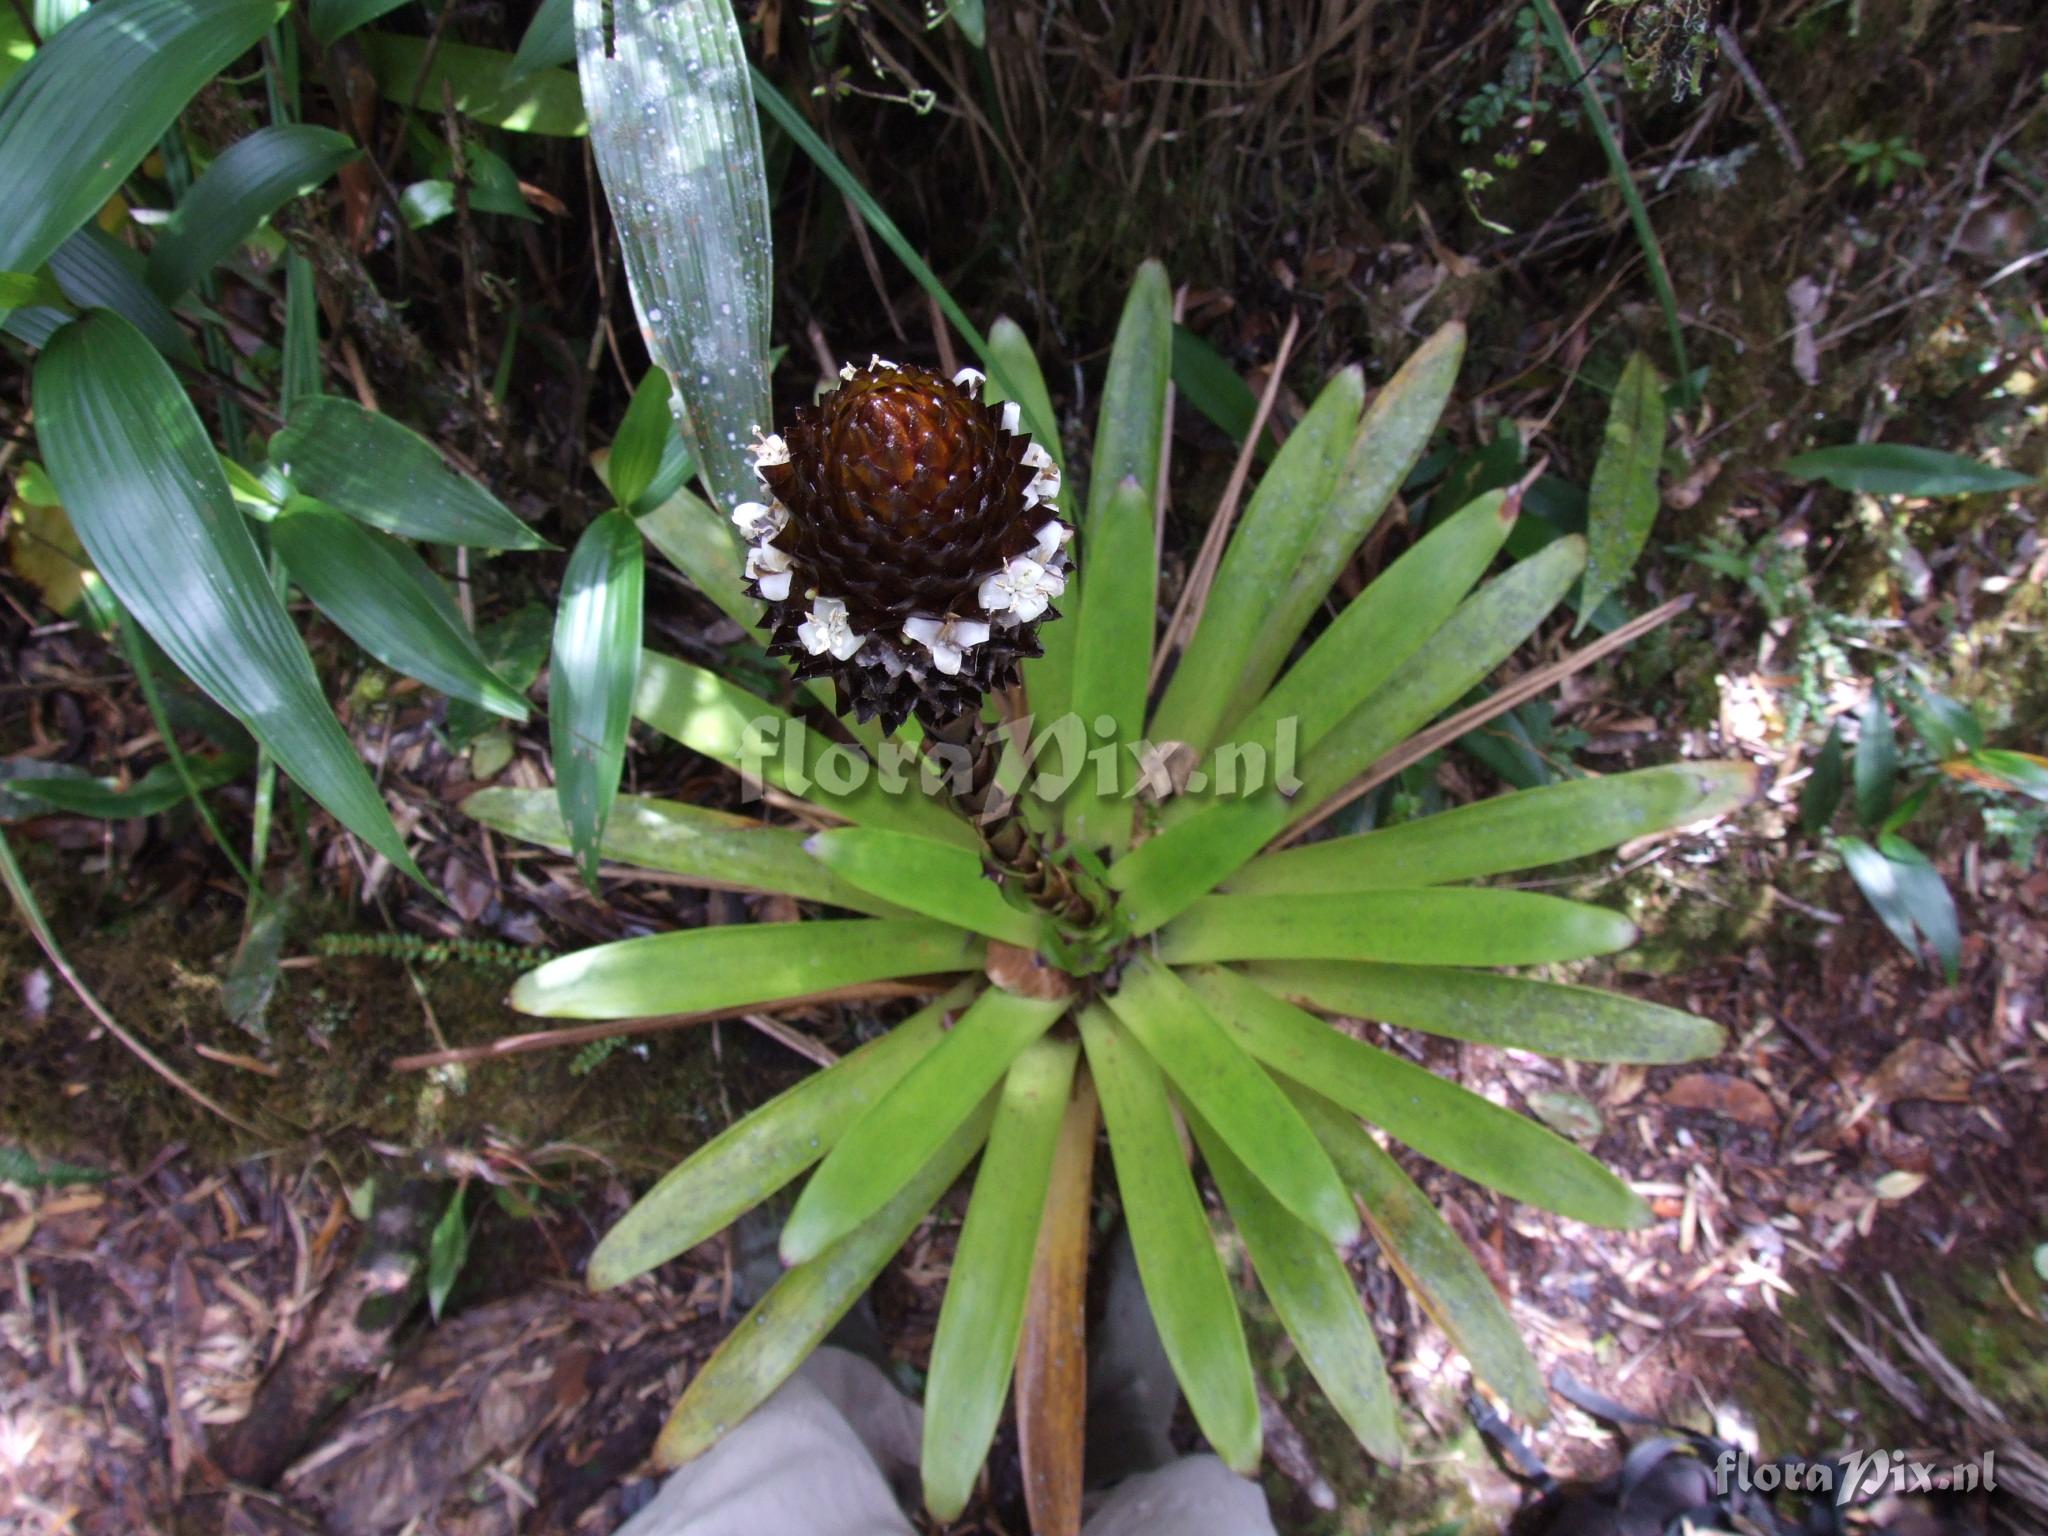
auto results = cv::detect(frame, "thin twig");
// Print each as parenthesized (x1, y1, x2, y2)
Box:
(1276, 594, 1695, 847)
(387, 979, 944, 1072)
(1714, 25, 1804, 170)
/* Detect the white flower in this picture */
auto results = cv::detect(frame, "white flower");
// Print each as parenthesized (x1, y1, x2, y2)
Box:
(978, 555, 1066, 622)
(1000, 400, 1022, 435)
(1031, 519, 1073, 564)
(952, 366, 986, 392)
(746, 541, 793, 602)
(748, 432, 790, 471)
(798, 596, 866, 661)
(902, 614, 991, 676)
(1021, 441, 1062, 509)
(731, 499, 787, 540)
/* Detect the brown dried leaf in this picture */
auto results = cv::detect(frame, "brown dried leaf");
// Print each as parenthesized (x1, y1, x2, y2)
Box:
(1866, 1038, 1974, 1105)
(1016, 1071, 1097, 1536)
(1661, 1073, 1778, 1129)
(986, 940, 1076, 1001)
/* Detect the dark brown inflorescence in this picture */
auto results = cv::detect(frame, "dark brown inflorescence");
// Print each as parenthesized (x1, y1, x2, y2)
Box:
(734, 358, 1072, 731)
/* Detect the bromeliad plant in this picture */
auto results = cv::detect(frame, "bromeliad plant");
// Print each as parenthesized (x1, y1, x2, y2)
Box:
(457, 0, 1758, 1521)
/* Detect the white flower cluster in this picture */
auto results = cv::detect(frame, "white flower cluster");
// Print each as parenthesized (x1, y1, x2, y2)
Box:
(734, 384, 1073, 684)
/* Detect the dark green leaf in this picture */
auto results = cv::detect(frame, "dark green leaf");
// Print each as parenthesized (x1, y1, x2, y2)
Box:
(308, 0, 407, 44)
(608, 367, 678, 513)
(282, 251, 322, 412)
(1781, 444, 2033, 497)
(1836, 834, 1921, 961)
(1853, 691, 1897, 829)
(271, 396, 548, 549)
(0, 0, 282, 277)
(552, 510, 644, 885)
(1959, 748, 2048, 803)
(146, 124, 357, 299)
(15, 226, 194, 364)
(33, 311, 423, 884)
(1877, 834, 1961, 984)
(1902, 687, 1982, 760)
(2, 751, 246, 819)
(1577, 351, 1665, 628)
(1802, 724, 1844, 836)
(0, 1146, 106, 1186)
(359, 32, 587, 135)
(1170, 324, 1271, 460)
(510, 0, 574, 76)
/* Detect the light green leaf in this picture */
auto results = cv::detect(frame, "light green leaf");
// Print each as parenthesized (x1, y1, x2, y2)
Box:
(33, 311, 423, 884)
(271, 397, 547, 549)
(1187, 966, 1650, 1230)
(1062, 473, 1156, 852)
(922, 1036, 1077, 1519)
(397, 180, 457, 230)
(579, 0, 768, 509)
(656, 1095, 996, 1467)
(359, 32, 587, 135)
(1229, 762, 1757, 894)
(981, 316, 1062, 471)
(587, 982, 976, 1288)
(146, 124, 357, 299)
(510, 0, 574, 77)
(1875, 834, 1961, 984)
(804, 828, 1042, 947)
(1290, 1085, 1547, 1421)
(509, 917, 981, 1019)
(780, 988, 1067, 1265)
(1577, 351, 1665, 627)
(1781, 443, 2033, 497)
(1228, 321, 1465, 724)
(1151, 366, 1364, 760)
(0, 270, 66, 310)
(463, 787, 904, 914)
(605, 367, 677, 513)
(1184, 1100, 1402, 1464)
(1108, 955, 1356, 1245)
(1242, 962, 1723, 1063)
(552, 510, 644, 885)
(0, 0, 283, 278)
(939, 0, 984, 46)
(635, 484, 755, 632)
(270, 503, 529, 719)
(1159, 890, 1637, 967)
(1837, 833, 1919, 960)
(426, 1185, 469, 1321)
(1077, 1004, 1261, 1473)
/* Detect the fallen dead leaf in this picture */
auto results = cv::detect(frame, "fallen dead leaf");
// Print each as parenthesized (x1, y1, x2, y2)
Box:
(1866, 1037, 1974, 1105)
(1662, 1072, 1778, 1129)
(986, 940, 1076, 1001)
(0, 1212, 34, 1257)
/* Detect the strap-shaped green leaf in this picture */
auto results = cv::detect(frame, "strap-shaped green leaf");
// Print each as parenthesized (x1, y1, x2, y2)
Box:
(1150, 367, 1364, 759)
(1078, 1003, 1260, 1472)
(0, 0, 282, 277)
(308, 0, 405, 43)
(1227, 321, 1465, 724)
(1288, 1084, 1547, 1422)
(1242, 962, 1722, 1063)
(271, 397, 548, 549)
(1158, 890, 1637, 967)
(33, 311, 423, 885)
(635, 484, 756, 632)
(5, 751, 248, 820)
(805, 828, 1042, 948)
(606, 367, 695, 513)
(146, 124, 358, 300)
(358, 33, 587, 136)
(1186, 965, 1649, 1230)
(1781, 442, 2033, 497)
(269, 503, 529, 720)
(922, 1036, 1078, 1519)
(1577, 351, 1665, 628)
(509, 918, 981, 1019)
(463, 787, 906, 915)
(1107, 955, 1356, 1245)
(510, 0, 574, 77)
(1060, 475, 1155, 853)
(16, 227, 194, 363)
(1231, 761, 1757, 895)
(552, 510, 644, 885)
(1183, 1100, 1401, 1464)
(780, 987, 1068, 1264)
(655, 1093, 997, 1467)
(588, 981, 978, 1288)
(632, 650, 973, 848)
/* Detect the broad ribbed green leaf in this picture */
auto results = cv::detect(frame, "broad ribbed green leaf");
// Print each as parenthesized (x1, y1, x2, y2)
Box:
(607, 367, 692, 513)
(1078, 1004, 1260, 1472)
(0, 0, 282, 278)
(588, 982, 977, 1288)
(1781, 443, 2033, 497)
(635, 485, 756, 632)
(1290, 1085, 1547, 1421)
(270, 503, 529, 719)
(633, 650, 973, 848)
(462, 787, 904, 915)
(308, 0, 405, 43)
(10, 227, 194, 363)
(1187, 966, 1650, 1229)
(1040, 262, 1168, 764)
(1184, 1101, 1401, 1463)
(1228, 321, 1465, 724)
(1107, 955, 1356, 1245)
(359, 33, 587, 135)
(1062, 474, 1155, 852)
(656, 1096, 996, 1467)
(282, 251, 321, 412)
(1243, 962, 1723, 1063)
(805, 828, 1042, 948)
(1151, 367, 1364, 759)
(552, 510, 644, 884)
(578, 0, 767, 509)
(146, 125, 357, 299)
(1110, 533, 1584, 937)
(5, 752, 246, 819)
(271, 397, 547, 549)
(781, 988, 1067, 1264)
(922, 1036, 1077, 1519)
(33, 311, 422, 884)
(1230, 762, 1757, 895)
(1577, 351, 1665, 626)
(1160, 890, 1636, 967)
(510, 0, 574, 76)
(509, 918, 981, 1019)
